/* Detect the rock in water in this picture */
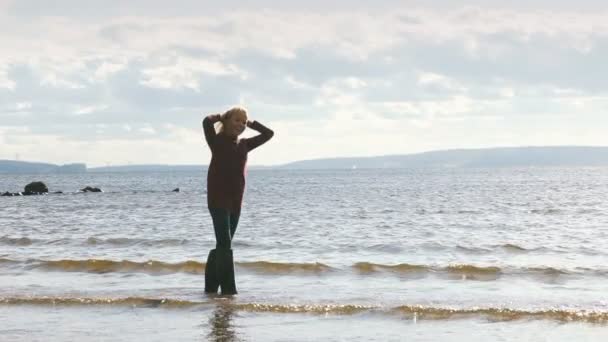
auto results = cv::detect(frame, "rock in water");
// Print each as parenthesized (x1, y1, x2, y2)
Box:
(172, 188, 180, 192)
(24, 181, 48, 194)
(81, 186, 102, 192)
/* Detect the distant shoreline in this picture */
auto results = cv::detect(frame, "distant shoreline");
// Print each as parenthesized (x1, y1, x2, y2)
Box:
(2, 146, 608, 173)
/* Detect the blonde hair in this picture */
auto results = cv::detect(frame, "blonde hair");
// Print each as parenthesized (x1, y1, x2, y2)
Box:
(215, 106, 248, 133)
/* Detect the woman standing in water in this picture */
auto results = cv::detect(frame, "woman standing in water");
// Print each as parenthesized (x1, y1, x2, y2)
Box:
(202, 107, 274, 295)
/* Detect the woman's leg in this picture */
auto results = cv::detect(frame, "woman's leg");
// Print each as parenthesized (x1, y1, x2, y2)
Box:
(229, 212, 240, 241)
(204, 249, 219, 293)
(206, 207, 230, 294)
(209, 208, 232, 249)
(208, 208, 238, 294)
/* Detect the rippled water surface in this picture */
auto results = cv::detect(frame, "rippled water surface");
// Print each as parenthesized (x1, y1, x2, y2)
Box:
(1, 168, 608, 341)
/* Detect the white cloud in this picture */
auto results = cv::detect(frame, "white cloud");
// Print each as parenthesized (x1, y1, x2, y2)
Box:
(417, 72, 467, 92)
(285, 75, 315, 90)
(73, 105, 108, 115)
(15, 102, 31, 110)
(1, 4, 608, 164)
(0, 63, 15, 90)
(138, 126, 156, 135)
(140, 57, 244, 91)
(40, 73, 85, 89)
(315, 78, 362, 107)
(94, 61, 126, 81)
(499, 88, 515, 98)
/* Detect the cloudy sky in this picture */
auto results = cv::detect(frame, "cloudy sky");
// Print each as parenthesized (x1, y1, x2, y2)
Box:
(1, 0, 607, 166)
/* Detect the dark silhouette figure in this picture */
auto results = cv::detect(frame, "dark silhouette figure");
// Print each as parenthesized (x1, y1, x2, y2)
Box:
(202, 107, 273, 295)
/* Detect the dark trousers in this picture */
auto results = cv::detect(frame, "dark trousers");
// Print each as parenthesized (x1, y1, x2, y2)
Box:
(208, 207, 240, 249)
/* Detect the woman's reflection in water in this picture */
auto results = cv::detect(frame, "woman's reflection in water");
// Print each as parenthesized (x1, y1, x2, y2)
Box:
(207, 302, 242, 342)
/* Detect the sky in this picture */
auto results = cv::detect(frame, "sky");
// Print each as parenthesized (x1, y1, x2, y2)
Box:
(1, 0, 607, 167)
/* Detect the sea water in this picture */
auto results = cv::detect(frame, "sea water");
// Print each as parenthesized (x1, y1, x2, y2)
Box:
(1, 168, 608, 341)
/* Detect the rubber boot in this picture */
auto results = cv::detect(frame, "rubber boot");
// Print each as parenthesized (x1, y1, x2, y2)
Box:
(204, 249, 219, 293)
(216, 248, 237, 295)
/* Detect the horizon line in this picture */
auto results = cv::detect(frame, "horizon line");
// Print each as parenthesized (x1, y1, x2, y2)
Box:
(2, 144, 608, 168)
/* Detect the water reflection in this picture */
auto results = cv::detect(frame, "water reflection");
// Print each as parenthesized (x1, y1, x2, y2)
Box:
(206, 302, 242, 342)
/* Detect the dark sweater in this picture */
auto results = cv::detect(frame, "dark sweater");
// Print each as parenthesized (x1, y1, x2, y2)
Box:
(202, 114, 274, 213)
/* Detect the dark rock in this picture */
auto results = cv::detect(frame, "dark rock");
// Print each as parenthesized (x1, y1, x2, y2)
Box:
(172, 188, 180, 192)
(24, 181, 48, 194)
(2, 190, 62, 197)
(1, 192, 23, 196)
(24, 191, 48, 196)
(81, 186, 102, 193)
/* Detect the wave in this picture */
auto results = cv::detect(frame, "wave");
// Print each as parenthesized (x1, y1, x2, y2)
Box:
(0, 236, 35, 246)
(0, 236, 193, 247)
(237, 261, 332, 274)
(444, 265, 502, 280)
(353, 262, 428, 274)
(37, 259, 205, 274)
(2, 296, 607, 323)
(416, 210, 483, 215)
(499, 243, 530, 252)
(366, 243, 405, 253)
(86, 237, 133, 246)
(457, 243, 547, 254)
(232, 303, 372, 314)
(0, 296, 200, 308)
(85, 237, 190, 247)
(531, 208, 563, 215)
(0, 258, 603, 279)
(392, 305, 608, 323)
(524, 267, 570, 276)
(422, 242, 551, 255)
(0, 258, 332, 275)
(0, 258, 19, 265)
(455, 245, 491, 254)
(457, 210, 482, 214)
(445, 264, 502, 274)
(353, 262, 586, 280)
(0, 237, 587, 258)
(0, 296, 368, 314)
(353, 262, 500, 276)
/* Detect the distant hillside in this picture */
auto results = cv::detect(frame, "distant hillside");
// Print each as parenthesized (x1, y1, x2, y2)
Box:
(88, 164, 273, 172)
(0, 160, 86, 173)
(2, 146, 608, 173)
(277, 146, 608, 169)
(88, 164, 205, 173)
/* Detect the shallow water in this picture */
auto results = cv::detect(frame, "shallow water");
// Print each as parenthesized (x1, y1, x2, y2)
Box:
(1, 168, 608, 340)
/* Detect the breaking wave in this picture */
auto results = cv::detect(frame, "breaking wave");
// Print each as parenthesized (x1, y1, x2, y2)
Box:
(1, 296, 607, 323)
(0, 258, 602, 279)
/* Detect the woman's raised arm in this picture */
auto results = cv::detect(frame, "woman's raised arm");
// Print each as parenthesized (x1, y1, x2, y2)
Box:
(245, 120, 274, 152)
(202, 114, 222, 149)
